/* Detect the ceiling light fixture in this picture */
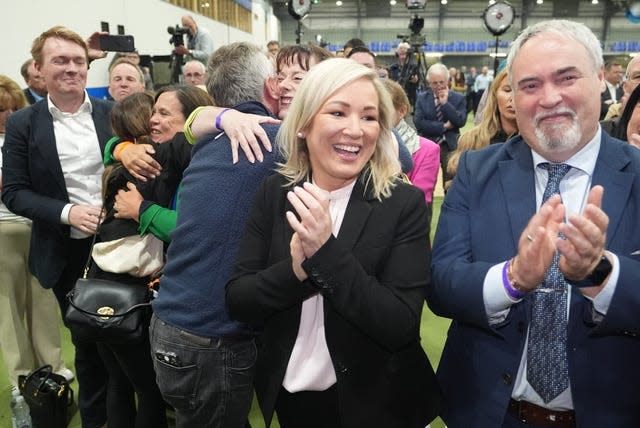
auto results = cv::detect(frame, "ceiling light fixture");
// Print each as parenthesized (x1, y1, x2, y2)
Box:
(390, 0, 397, 4)
(336, 0, 342, 5)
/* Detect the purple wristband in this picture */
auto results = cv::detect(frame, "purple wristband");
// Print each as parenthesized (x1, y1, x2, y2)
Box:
(502, 260, 525, 300)
(215, 108, 231, 131)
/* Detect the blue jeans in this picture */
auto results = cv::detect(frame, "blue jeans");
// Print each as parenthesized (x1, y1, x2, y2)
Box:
(149, 314, 256, 428)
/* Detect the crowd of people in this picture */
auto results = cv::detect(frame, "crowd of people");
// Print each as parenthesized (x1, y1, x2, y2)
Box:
(2, 16, 640, 428)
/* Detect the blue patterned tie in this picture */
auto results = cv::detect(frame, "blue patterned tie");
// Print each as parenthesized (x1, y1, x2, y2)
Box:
(526, 162, 571, 403)
(435, 101, 444, 144)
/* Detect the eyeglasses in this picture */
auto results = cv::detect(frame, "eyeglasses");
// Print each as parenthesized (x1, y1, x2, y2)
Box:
(184, 72, 204, 78)
(429, 80, 447, 87)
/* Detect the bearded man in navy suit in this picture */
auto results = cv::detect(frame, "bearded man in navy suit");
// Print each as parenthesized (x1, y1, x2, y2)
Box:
(429, 20, 640, 428)
(2, 26, 112, 428)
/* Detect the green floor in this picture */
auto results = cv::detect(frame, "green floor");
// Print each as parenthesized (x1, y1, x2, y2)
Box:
(0, 197, 450, 428)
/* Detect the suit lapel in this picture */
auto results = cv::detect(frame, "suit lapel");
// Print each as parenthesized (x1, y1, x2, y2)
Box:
(591, 134, 634, 246)
(499, 136, 537, 249)
(90, 99, 113, 150)
(337, 178, 372, 249)
(33, 100, 67, 197)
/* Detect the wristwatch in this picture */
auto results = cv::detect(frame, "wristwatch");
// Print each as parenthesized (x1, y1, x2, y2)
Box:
(566, 254, 612, 288)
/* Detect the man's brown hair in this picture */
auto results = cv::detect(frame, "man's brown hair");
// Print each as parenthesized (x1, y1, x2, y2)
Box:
(31, 26, 88, 65)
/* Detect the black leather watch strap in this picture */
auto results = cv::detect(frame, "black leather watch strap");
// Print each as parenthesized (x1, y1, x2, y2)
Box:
(566, 254, 612, 288)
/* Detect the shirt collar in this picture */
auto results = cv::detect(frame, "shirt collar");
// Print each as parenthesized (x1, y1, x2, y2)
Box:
(605, 80, 619, 91)
(47, 91, 92, 118)
(28, 88, 44, 102)
(531, 126, 601, 177)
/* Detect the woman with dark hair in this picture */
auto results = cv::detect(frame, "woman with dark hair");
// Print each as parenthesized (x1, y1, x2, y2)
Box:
(149, 84, 214, 143)
(451, 69, 467, 94)
(614, 83, 640, 149)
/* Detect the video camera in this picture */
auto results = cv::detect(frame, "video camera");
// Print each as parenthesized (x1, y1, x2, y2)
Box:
(397, 15, 426, 48)
(167, 25, 189, 48)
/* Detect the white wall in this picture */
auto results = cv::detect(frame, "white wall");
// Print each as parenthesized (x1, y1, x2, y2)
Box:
(6, 0, 280, 88)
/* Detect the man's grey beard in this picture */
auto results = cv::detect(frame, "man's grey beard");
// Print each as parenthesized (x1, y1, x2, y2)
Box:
(533, 108, 582, 154)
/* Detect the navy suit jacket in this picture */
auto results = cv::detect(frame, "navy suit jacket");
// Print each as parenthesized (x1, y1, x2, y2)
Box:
(429, 133, 640, 427)
(414, 89, 466, 151)
(600, 85, 624, 120)
(22, 88, 38, 105)
(1, 97, 113, 289)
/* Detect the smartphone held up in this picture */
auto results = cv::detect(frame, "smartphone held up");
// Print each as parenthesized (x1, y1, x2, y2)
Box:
(99, 34, 135, 52)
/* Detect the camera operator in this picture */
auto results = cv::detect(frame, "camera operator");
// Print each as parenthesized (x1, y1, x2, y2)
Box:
(173, 15, 214, 65)
(389, 42, 419, 108)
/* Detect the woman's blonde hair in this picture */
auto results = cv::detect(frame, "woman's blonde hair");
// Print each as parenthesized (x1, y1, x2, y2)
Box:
(276, 58, 400, 200)
(382, 79, 410, 113)
(447, 69, 513, 185)
(0, 75, 28, 113)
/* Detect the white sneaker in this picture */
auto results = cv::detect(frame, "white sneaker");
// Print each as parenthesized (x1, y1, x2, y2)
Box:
(56, 368, 75, 382)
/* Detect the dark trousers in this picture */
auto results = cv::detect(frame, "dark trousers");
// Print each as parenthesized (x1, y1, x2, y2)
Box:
(275, 385, 341, 428)
(149, 315, 256, 428)
(473, 89, 485, 114)
(52, 237, 108, 428)
(502, 411, 575, 428)
(97, 331, 167, 428)
(439, 141, 453, 188)
(466, 91, 475, 115)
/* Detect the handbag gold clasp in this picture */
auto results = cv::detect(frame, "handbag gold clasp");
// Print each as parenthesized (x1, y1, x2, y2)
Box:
(96, 306, 115, 320)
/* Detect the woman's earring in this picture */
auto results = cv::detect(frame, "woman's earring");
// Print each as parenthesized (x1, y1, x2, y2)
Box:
(297, 132, 305, 139)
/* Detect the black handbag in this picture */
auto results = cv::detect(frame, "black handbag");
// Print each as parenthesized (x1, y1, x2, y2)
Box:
(18, 365, 74, 428)
(64, 212, 154, 344)
(65, 277, 153, 343)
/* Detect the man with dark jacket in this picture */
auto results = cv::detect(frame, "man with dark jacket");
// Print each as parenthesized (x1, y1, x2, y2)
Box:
(19, 58, 47, 104)
(3, 26, 111, 428)
(414, 62, 467, 186)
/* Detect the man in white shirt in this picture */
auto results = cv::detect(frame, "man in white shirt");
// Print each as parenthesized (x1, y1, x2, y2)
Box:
(2, 26, 113, 428)
(600, 60, 624, 119)
(430, 19, 640, 427)
(472, 65, 493, 114)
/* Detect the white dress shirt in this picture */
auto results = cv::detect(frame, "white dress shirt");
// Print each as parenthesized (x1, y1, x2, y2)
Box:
(605, 80, 620, 103)
(49, 93, 104, 239)
(482, 127, 620, 410)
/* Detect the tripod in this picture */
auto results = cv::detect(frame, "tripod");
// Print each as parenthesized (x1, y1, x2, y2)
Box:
(169, 53, 184, 84)
(398, 45, 428, 106)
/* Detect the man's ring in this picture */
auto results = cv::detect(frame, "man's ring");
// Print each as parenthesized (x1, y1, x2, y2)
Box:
(526, 234, 534, 242)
